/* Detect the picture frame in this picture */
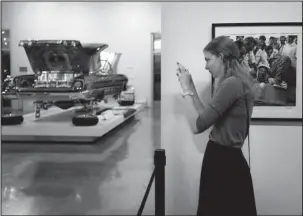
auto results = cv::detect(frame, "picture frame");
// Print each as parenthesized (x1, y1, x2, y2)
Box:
(212, 22, 302, 121)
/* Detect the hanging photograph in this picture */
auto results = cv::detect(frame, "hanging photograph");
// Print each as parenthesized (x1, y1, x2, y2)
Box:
(212, 22, 302, 120)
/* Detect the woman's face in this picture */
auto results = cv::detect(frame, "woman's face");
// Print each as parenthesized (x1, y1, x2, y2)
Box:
(203, 51, 224, 79)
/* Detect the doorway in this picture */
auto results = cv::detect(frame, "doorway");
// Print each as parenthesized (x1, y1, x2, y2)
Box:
(151, 33, 161, 149)
(152, 33, 161, 102)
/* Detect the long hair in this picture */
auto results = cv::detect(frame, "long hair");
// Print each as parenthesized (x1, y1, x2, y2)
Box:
(203, 36, 255, 100)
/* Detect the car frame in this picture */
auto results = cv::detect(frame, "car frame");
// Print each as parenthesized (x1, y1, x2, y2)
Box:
(1, 39, 135, 126)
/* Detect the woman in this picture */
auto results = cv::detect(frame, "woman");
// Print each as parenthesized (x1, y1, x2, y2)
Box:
(176, 36, 257, 216)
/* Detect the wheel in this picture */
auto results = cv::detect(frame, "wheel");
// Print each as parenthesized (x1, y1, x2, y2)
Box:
(72, 115, 99, 126)
(123, 108, 136, 118)
(118, 100, 135, 106)
(1, 114, 24, 125)
(117, 85, 135, 106)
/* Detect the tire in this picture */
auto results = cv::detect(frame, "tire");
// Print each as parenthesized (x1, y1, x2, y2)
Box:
(72, 115, 99, 126)
(118, 100, 135, 106)
(123, 108, 136, 118)
(1, 115, 24, 125)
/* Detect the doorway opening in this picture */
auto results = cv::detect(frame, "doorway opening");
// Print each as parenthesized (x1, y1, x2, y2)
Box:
(152, 33, 161, 102)
(151, 32, 161, 149)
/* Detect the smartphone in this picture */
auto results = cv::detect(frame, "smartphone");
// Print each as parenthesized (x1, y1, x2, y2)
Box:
(177, 62, 188, 72)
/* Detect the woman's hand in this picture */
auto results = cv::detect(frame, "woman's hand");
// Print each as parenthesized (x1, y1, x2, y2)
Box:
(176, 64, 195, 93)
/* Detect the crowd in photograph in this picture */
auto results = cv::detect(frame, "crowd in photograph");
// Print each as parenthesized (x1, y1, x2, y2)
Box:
(231, 34, 297, 105)
(234, 35, 297, 89)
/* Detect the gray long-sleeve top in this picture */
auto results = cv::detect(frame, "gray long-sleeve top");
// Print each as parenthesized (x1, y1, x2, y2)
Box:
(196, 76, 253, 148)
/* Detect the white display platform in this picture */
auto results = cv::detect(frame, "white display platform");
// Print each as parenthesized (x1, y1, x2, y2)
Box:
(1, 102, 145, 143)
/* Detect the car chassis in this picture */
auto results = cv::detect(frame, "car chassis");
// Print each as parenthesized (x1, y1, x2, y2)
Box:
(1, 40, 137, 127)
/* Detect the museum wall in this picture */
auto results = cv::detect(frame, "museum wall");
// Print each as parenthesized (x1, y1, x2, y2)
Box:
(2, 2, 161, 109)
(161, 2, 302, 215)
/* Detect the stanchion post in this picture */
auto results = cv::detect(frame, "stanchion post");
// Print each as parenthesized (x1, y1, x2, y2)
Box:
(154, 149, 166, 216)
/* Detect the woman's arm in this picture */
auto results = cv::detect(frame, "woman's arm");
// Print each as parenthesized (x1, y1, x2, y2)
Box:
(189, 82, 206, 114)
(180, 78, 207, 134)
(182, 90, 205, 134)
(182, 76, 242, 134)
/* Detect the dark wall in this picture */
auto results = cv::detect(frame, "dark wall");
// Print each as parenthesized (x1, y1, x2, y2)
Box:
(1, 50, 11, 107)
(1, 50, 11, 81)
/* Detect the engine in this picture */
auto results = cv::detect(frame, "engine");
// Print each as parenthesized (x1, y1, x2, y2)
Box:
(34, 71, 80, 88)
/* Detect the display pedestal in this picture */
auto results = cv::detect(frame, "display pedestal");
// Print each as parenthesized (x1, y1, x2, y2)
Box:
(1, 102, 145, 143)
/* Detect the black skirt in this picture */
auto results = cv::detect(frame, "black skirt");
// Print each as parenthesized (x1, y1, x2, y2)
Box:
(197, 140, 257, 216)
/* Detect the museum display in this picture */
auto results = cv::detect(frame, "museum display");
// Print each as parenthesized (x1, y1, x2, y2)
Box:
(212, 22, 302, 120)
(1, 40, 136, 126)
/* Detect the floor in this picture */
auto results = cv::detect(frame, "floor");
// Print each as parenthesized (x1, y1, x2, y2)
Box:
(1, 101, 161, 215)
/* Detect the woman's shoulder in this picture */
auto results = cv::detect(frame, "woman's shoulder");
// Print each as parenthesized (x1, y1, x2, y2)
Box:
(221, 76, 243, 88)
(216, 76, 244, 98)
(222, 75, 254, 97)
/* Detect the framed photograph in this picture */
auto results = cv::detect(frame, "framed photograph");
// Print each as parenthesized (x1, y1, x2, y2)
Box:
(212, 22, 302, 120)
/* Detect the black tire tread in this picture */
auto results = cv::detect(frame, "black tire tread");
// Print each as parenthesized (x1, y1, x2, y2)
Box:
(72, 115, 99, 126)
(1, 115, 24, 125)
(118, 100, 135, 106)
(123, 108, 137, 118)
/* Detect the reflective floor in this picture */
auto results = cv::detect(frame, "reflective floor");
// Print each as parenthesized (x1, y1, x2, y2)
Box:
(1, 101, 160, 215)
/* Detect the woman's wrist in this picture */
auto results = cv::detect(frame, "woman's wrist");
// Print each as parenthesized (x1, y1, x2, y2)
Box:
(182, 84, 196, 93)
(183, 88, 198, 96)
(182, 88, 193, 94)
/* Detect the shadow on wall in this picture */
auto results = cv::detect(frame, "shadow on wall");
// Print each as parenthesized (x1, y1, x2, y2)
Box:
(173, 80, 212, 155)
